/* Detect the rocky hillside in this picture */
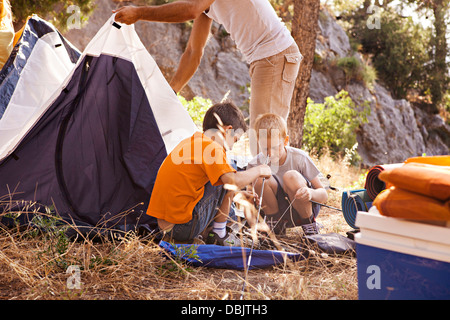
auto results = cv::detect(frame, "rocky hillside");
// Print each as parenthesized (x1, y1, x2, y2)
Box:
(311, 10, 449, 166)
(64, 0, 449, 167)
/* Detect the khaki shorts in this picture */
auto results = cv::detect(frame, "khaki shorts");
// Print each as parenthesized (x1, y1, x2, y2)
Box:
(248, 42, 302, 154)
(249, 43, 302, 128)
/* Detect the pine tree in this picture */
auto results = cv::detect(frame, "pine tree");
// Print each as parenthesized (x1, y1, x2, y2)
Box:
(405, 0, 449, 106)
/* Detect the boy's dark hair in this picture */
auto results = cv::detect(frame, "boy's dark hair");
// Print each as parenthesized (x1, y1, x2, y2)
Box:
(202, 101, 248, 133)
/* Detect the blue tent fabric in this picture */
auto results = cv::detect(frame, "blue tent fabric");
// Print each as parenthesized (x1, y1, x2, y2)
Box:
(159, 241, 306, 270)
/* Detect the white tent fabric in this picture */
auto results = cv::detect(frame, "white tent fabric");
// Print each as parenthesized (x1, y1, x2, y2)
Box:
(0, 15, 80, 161)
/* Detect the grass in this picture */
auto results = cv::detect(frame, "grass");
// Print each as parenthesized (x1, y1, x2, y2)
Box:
(335, 56, 377, 90)
(0, 145, 367, 300)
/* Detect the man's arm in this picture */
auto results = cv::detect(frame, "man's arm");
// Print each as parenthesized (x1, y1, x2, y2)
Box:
(220, 165, 272, 190)
(113, 0, 215, 24)
(170, 13, 212, 93)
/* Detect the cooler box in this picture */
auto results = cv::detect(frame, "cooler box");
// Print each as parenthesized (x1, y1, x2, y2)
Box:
(355, 207, 450, 300)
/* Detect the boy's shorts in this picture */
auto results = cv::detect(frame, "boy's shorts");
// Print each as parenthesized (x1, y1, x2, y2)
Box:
(169, 182, 225, 242)
(266, 174, 320, 228)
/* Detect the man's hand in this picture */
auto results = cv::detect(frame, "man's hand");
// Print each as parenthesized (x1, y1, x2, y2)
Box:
(294, 187, 313, 202)
(113, 6, 140, 25)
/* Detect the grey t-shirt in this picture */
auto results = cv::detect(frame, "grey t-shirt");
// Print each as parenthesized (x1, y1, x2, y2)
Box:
(247, 146, 321, 188)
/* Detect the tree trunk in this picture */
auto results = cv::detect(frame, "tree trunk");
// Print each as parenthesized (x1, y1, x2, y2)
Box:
(288, 0, 321, 148)
(430, 0, 448, 106)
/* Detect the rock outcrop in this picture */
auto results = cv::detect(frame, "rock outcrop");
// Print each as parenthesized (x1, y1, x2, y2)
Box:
(309, 9, 449, 166)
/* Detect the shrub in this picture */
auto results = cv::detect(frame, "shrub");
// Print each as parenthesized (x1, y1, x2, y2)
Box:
(444, 91, 450, 125)
(346, 8, 431, 99)
(177, 94, 212, 129)
(336, 57, 361, 80)
(302, 90, 370, 164)
(336, 56, 377, 90)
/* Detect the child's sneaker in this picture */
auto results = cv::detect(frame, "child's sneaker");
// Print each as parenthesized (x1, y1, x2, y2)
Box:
(206, 228, 241, 247)
(301, 222, 319, 236)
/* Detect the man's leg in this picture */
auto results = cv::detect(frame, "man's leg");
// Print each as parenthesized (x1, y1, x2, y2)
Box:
(248, 43, 301, 155)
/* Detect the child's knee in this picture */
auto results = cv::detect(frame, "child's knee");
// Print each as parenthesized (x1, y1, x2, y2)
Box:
(282, 170, 307, 191)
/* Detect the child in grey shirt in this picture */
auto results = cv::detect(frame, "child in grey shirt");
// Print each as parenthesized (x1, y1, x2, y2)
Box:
(247, 113, 328, 236)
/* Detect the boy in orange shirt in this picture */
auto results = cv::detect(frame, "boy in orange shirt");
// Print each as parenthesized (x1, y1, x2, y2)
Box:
(147, 102, 271, 246)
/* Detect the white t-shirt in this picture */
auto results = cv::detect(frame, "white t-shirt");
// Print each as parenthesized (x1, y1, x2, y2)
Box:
(205, 0, 294, 64)
(247, 146, 321, 188)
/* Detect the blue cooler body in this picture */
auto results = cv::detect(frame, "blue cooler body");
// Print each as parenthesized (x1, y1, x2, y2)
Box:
(355, 208, 450, 300)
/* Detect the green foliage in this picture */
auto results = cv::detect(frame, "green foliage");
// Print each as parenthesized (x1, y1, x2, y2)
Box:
(11, 0, 95, 30)
(31, 208, 71, 270)
(269, 0, 294, 30)
(302, 90, 370, 164)
(445, 92, 450, 112)
(347, 171, 368, 190)
(159, 243, 201, 276)
(26, 204, 120, 272)
(330, 0, 365, 15)
(336, 57, 360, 77)
(336, 56, 377, 89)
(346, 7, 431, 100)
(444, 91, 450, 125)
(178, 94, 212, 129)
(360, 62, 378, 90)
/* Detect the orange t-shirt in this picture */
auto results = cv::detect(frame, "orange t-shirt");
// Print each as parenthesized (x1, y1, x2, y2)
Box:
(147, 132, 236, 224)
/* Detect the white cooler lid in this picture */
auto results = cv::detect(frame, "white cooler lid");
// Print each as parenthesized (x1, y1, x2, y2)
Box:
(355, 207, 450, 263)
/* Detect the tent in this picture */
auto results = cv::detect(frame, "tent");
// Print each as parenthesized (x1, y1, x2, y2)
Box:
(0, 15, 197, 233)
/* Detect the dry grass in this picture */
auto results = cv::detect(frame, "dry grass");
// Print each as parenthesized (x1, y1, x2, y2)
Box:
(0, 152, 367, 300)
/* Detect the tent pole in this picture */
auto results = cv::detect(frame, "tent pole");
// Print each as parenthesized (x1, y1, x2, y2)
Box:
(240, 175, 266, 300)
